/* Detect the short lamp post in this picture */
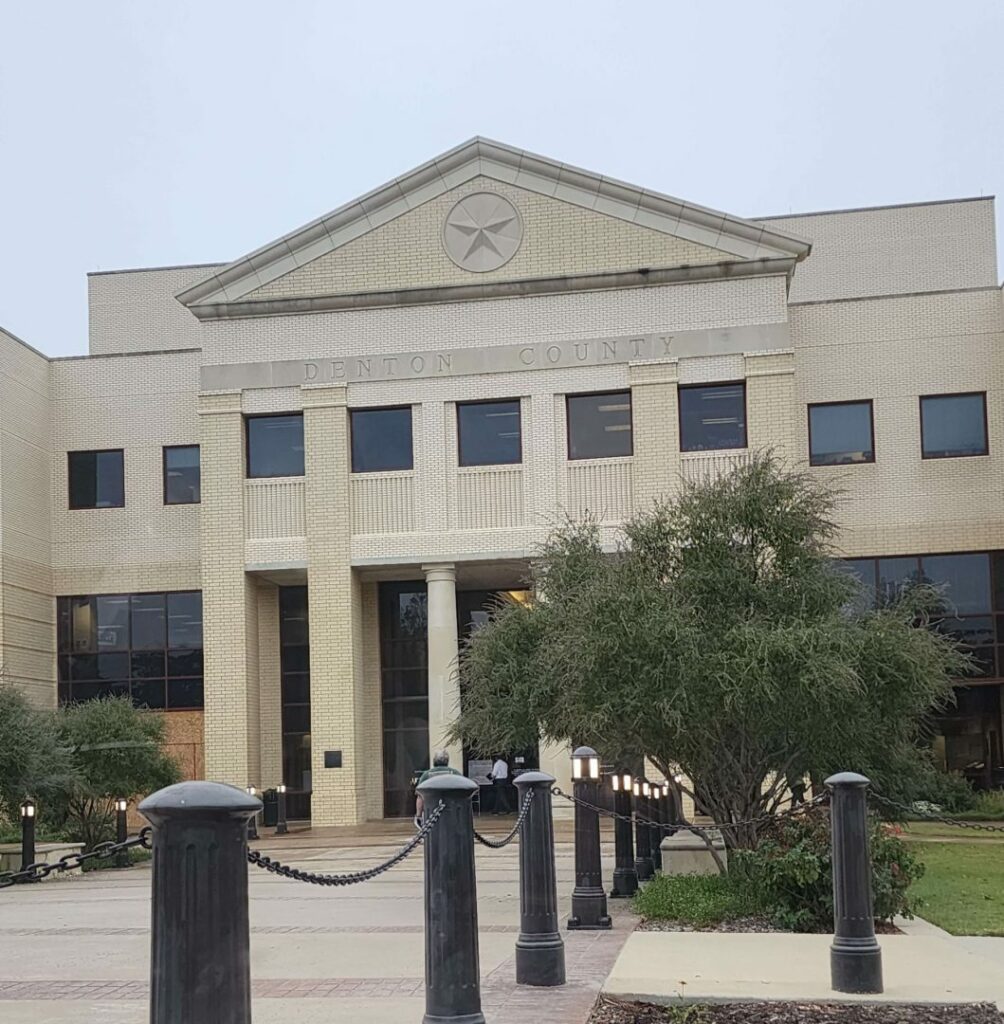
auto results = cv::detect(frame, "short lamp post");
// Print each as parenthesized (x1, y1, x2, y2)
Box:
(609, 770, 638, 898)
(275, 784, 289, 835)
(19, 797, 36, 880)
(567, 746, 611, 930)
(246, 786, 259, 841)
(633, 780, 654, 881)
(114, 797, 130, 868)
(645, 781, 662, 873)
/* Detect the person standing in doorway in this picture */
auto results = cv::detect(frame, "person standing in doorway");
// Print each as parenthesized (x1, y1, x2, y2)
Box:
(414, 750, 461, 826)
(489, 755, 510, 814)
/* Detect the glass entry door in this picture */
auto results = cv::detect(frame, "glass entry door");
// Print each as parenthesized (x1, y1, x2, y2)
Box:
(379, 582, 429, 817)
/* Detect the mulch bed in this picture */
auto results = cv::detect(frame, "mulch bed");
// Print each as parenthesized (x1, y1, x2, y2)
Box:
(637, 919, 901, 934)
(590, 997, 1003, 1023)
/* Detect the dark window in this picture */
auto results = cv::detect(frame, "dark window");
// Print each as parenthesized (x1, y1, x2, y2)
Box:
(351, 407, 413, 472)
(68, 450, 124, 509)
(280, 586, 311, 820)
(920, 393, 988, 459)
(246, 414, 305, 478)
(457, 400, 522, 466)
(57, 591, 203, 709)
(380, 582, 429, 818)
(678, 384, 746, 452)
(163, 445, 200, 504)
(566, 391, 633, 460)
(808, 401, 874, 466)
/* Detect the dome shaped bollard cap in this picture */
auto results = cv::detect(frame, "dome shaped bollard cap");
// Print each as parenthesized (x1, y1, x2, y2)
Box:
(824, 772, 871, 789)
(139, 781, 262, 826)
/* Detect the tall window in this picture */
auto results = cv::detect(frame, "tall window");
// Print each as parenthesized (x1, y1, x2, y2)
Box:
(246, 414, 305, 478)
(279, 586, 311, 821)
(678, 383, 747, 452)
(808, 401, 875, 466)
(457, 400, 522, 466)
(379, 582, 429, 818)
(57, 591, 203, 709)
(351, 407, 413, 472)
(834, 552, 1001, 678)
(566, 391, 633, 459)
(920, 393, 988, 458)
(163, 445, 201, 504)
(68, 450, 124, 509)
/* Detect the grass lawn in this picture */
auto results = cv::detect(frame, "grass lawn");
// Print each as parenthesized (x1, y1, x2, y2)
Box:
(908, 838, 1004, 935)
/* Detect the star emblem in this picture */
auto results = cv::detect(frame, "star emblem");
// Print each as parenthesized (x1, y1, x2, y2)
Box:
(443, 193, 523, 272)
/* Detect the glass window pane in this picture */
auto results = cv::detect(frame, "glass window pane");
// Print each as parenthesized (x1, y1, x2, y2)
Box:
(168, 677, 203, 710)
(167, 649, 203, 678)
(351, 407, 413, 472)
(921, 554, 992, 615)
(808, 402, 874, 466)
(457, 400, 522, 466)
(281, 673, 310, 704)
(282, 704, 311, 733)
(130, 594, 166, 649)
(567, 392, 633, 460)
(69, 596, 95, 652)
(678, 384, 746, 452)
(131, 651, 166, 678)
(167, 592, 203, 647)
(246, 415, 305, 478)
(95, 595, 130, 650)
(71, 680, 128, 703)
(68, 450, 124, 509)
(921, 394, 987, 458)
(164, 446, 201, 504)
(280, 644, 310, 674)
(877, 557, 921, 606)
(132, 679, 166, 709)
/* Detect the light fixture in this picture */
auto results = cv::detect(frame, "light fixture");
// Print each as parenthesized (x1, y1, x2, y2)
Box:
(571, 746, 600, 781)
(673, 773, 683, 784)
(277, 784, 286, 794)
(611, 770, 633, 792)
(642, 780, 651, 798)
(246, 785, 257, 797)
(20, 797, 35, 819)
(114, 797, 128, 812)
(632, 780, 641, 797)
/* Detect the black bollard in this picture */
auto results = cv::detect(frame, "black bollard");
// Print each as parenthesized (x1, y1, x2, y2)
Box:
(610, 771, 638, 899)
(114, 798, 130, 868)
(633, 783, 654, 882)
(648, 784, 663, 873)
(19, 798, 36, 881)
(275, 784, 288, 835)
(567, 746, 611, 930)
(513, 771, 566, 986)
(417, 772, 485, 1024)
(139, 781, 261, 1024)
(826, 772, 883, 994)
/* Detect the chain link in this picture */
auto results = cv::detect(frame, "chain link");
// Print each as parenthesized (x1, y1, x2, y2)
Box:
(869, 791, 1004, 833)
(473, 789, 534, 848)
(550, 785, 829, 835)
(247, 800, 445, 885)
(0, 828, 153, 889)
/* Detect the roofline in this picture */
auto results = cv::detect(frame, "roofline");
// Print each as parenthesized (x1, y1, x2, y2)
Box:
(177, 136, 812, 309)
(88, 261, 227, 278)
(757, 195, 995, 222)
(51, 347, 203, 363)
(0, 325, 50, 361)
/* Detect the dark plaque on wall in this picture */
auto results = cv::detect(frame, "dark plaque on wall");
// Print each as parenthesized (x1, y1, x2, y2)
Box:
(324, 750, 342, 769)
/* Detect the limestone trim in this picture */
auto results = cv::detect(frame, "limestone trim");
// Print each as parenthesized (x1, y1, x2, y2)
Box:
(175, 137, 811, 311)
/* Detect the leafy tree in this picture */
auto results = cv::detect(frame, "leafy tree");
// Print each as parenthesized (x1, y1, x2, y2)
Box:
(56, 696, 181, 850)
(0, 674, 77, 824)
(454, 453, 966, 849)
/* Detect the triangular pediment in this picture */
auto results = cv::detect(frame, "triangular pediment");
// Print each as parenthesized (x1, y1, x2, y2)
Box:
(177, 138, 811, 317)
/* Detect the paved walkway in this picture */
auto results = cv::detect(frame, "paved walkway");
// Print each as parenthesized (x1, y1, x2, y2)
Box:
(0, 818, 633, 1023)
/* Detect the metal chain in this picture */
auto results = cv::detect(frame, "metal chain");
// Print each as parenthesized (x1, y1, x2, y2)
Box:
(550, 785, 829, 835)
(0, 828, 153, 889)
(247, 800, 445, 885)
(473, 788, 534, 848)
(869, 790, 1004, 833)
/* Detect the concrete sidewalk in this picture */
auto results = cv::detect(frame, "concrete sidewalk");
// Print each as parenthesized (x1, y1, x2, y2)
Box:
(604, 930, 1004, 1009)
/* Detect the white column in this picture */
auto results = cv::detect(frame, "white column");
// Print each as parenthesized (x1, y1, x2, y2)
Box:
(424, 563, 463, 770)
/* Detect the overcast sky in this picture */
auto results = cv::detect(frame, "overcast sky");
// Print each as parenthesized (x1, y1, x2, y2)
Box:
(2, 1, 1002, 357)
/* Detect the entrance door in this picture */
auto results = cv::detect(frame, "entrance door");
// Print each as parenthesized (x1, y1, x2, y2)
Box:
(379, 582, 429, 817)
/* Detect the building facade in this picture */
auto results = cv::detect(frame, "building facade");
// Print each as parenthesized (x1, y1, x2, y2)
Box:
(1, 138, 1002, 824)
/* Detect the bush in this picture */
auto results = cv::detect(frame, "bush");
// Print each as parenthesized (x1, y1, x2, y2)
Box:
(733, 806, 924, 931)
(632, 872, 764, 928)
(885, 766, 977, 815)
(965, 789, 1004, 820)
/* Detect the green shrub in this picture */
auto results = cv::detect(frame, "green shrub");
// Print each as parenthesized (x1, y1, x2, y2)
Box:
(733, 806, 924, 931)
(632, 872, 763, 927)
(966, 789, 1004, 820)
